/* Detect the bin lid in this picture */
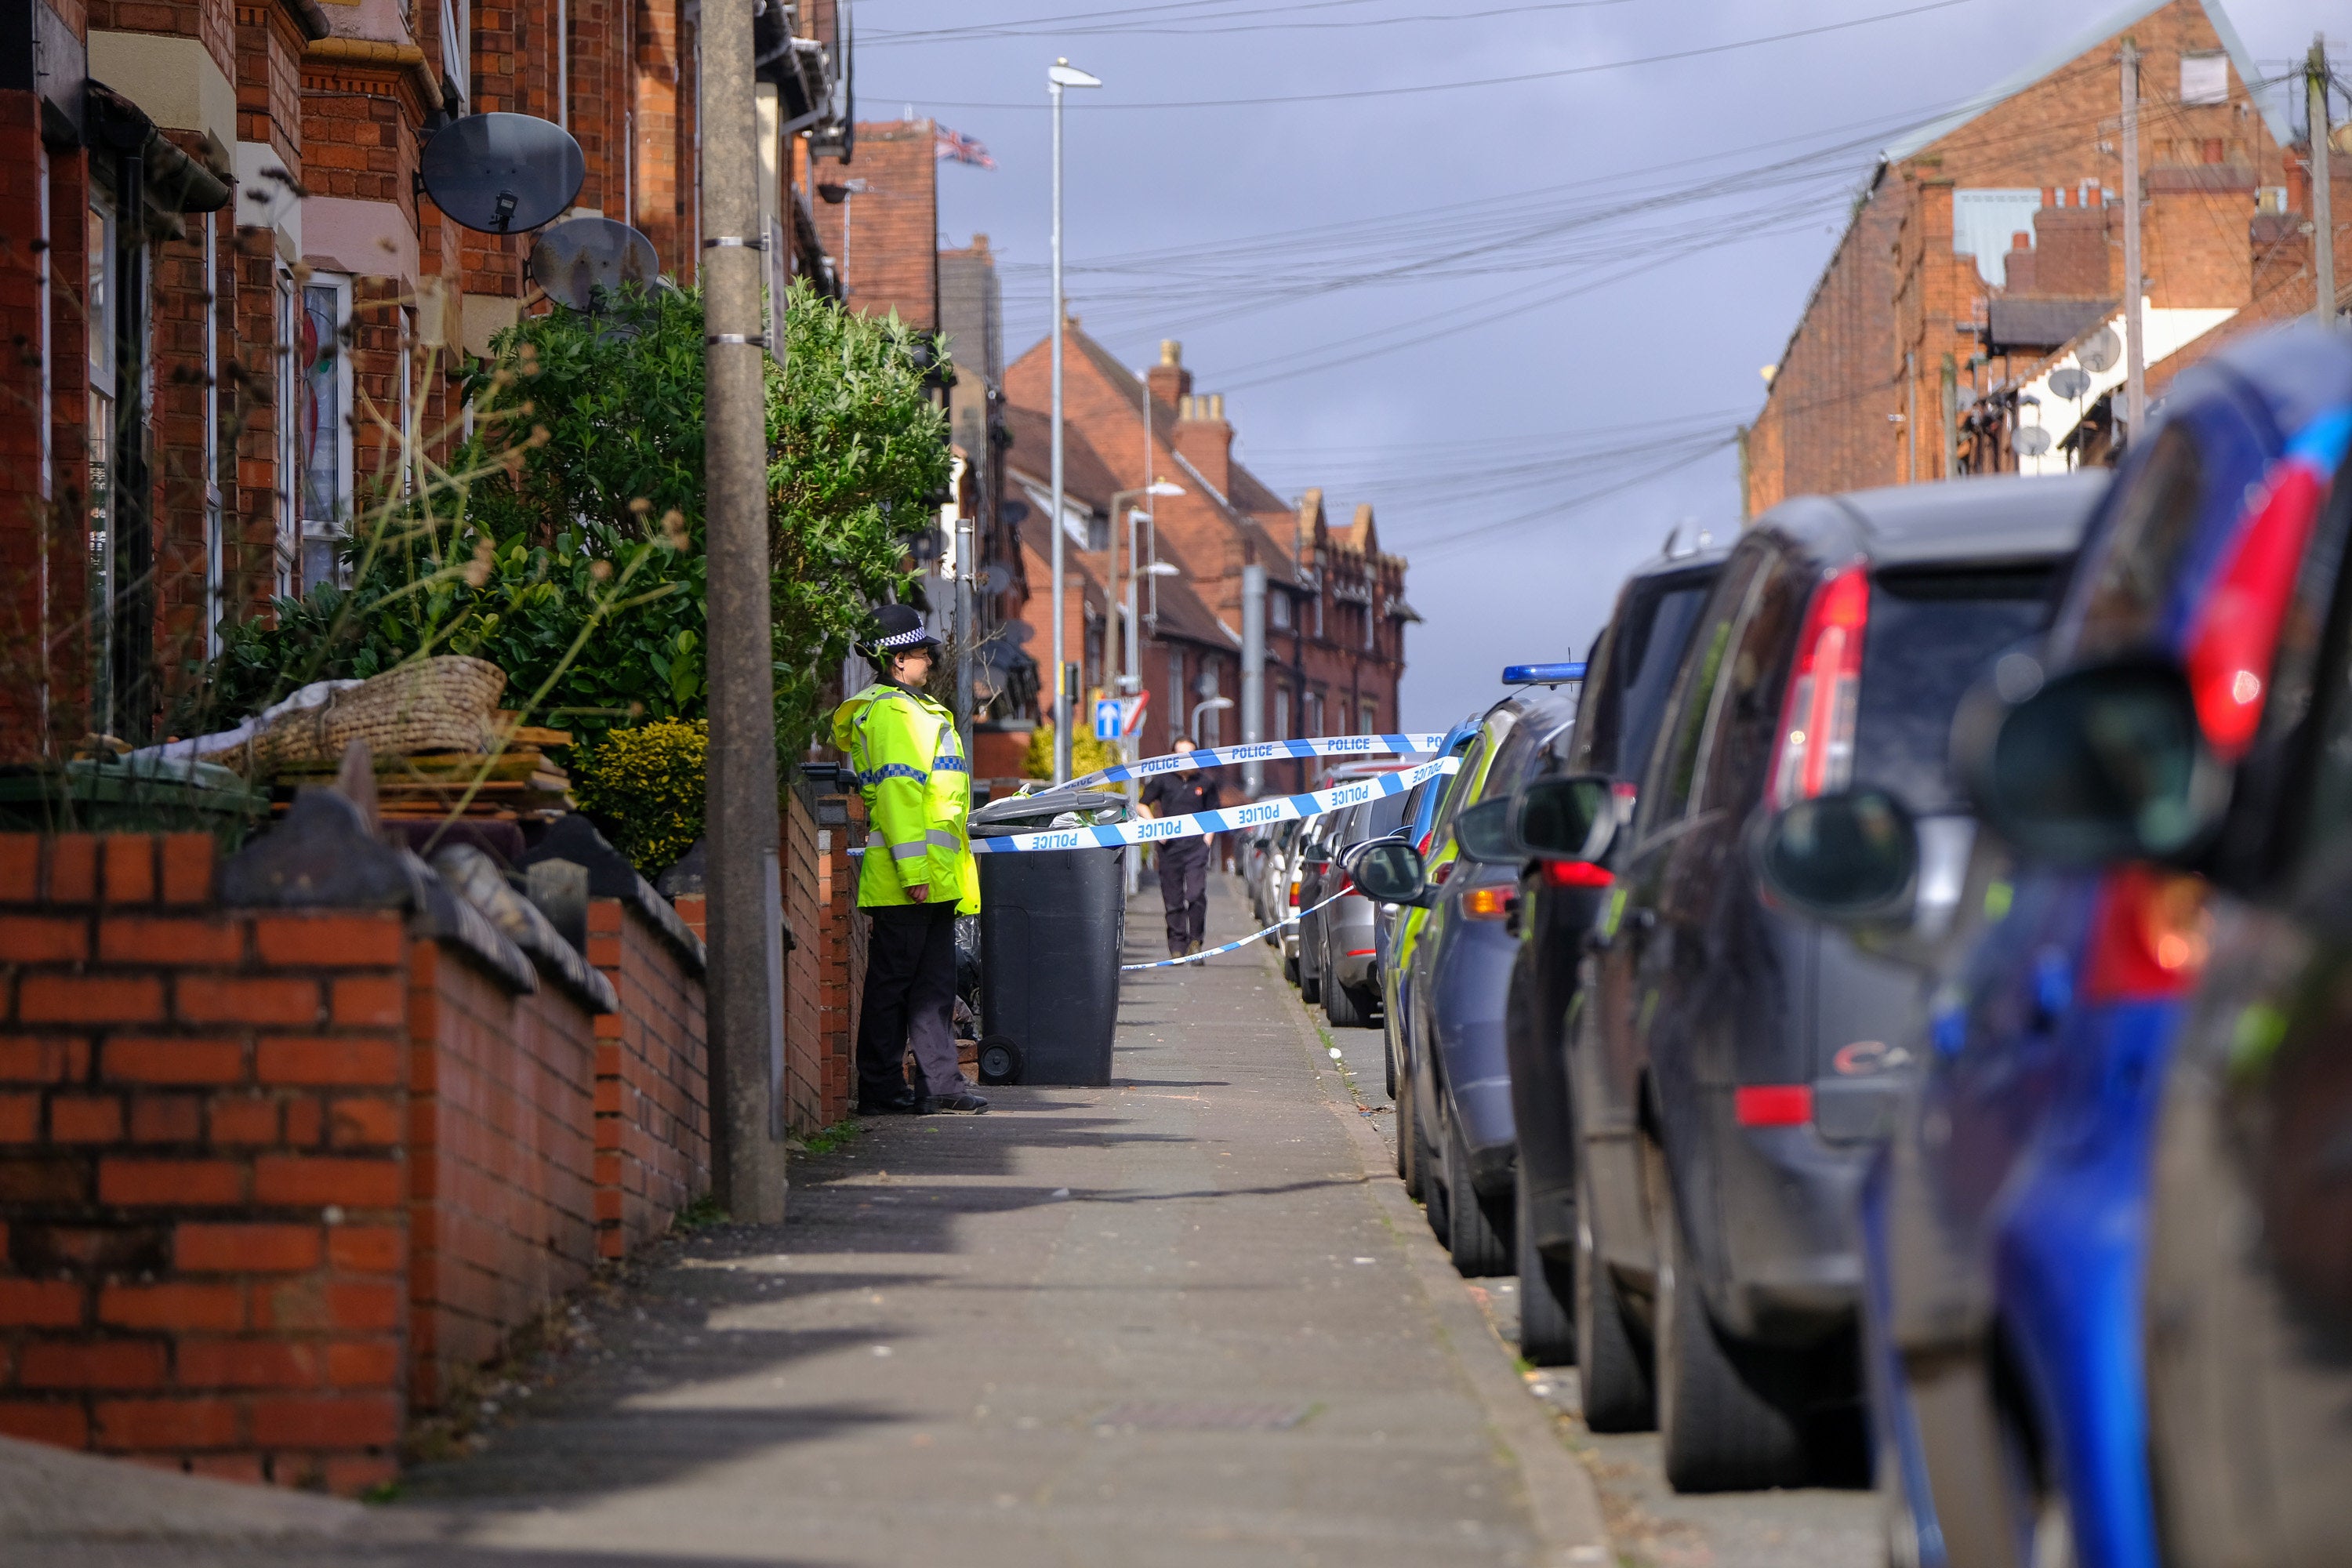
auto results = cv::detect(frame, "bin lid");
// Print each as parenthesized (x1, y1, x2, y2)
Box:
(970, 786, 1130, 836)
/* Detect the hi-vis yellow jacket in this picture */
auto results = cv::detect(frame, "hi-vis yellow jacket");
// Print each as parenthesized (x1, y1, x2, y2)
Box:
(831, 682, 979, 913)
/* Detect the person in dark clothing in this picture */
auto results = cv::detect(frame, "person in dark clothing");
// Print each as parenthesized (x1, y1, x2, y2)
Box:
(1140, 739, 1221, 958)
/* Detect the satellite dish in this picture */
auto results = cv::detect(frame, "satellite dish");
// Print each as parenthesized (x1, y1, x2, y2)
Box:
(981, 563, 1012, 595)
(2013, 426, 2053, 457)
(529, 217, 659, 310)
(1002, 621, 1034, 646)
(2075, 327, 2121, 375)
(904, 526, 945, 565)
(1000, 499, 1033, 526)
(419, 114, 585, 235)
(2049, 366, 2092, 400)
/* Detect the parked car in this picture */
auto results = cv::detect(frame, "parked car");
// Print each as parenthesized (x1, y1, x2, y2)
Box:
(1294, 764, 1425, 1018)
(1758, 325, 2352, 1566)
(1537, 472, 2099, 1490)
(1254, 818, 1300, 938)
(1375, 722, 1482, 1106)
(1505, 547, 1727, 1363)
(1389, 681, 1581, 1276)
(1311, 785, 1429, 1028)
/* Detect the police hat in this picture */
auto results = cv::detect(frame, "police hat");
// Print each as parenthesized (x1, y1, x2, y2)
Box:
(868, 603, 942, 658)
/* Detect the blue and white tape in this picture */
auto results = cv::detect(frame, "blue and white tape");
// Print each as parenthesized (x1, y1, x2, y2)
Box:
(1068, 731, 1446, 790)
(969, 755, 1459, 856)
(1121, 888, 1348, 971)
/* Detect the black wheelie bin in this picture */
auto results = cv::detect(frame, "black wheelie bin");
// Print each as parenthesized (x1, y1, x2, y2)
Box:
(967, 788, 1130, 1087)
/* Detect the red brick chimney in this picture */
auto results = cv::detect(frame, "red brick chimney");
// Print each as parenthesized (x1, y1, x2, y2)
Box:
(2003, 230, 2038, 295)
(1174, 390, 1232, 498)
(1146, 338, 1191, 414)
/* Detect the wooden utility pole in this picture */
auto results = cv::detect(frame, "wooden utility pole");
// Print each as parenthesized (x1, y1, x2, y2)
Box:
(2122, 38, 2147, 441)
(2314, 34, 2337, 325)
(701, 0, 786, 1223)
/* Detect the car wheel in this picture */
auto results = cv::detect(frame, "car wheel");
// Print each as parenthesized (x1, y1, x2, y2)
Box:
(975, 1035, 1022, 1086)
(1516, 1163, 1576, 1366)
(1383, 1028, 1397, 1102)
(1446, 1116, 1511, 1276)
(1325, 978, 1366, 1029)
(1646, 1134, 1809, 1492)
(1573, 1140, 1653, 1432)
(1301, 968, 1321, 1005)
(1283, 953, 1300, 986)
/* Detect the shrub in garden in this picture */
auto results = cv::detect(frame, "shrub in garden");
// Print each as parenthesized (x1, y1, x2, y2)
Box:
(571, 720, 708, 876)
(183, 282, 950, 772)
(1022, 724, 1122, 782)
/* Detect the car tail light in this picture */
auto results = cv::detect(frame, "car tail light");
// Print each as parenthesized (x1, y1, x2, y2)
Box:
(1431, 859, 1454, 887)
(1734, 1084, 1814, 1127)
(1288, 878, 1300, 908)
(1462, 887, 1512, 920)
(1768, 564, 1871, 809)
(2082, 865, 2209, 1003)
(2183, 441, 2339, 759)
(1542, 860, 1614, 889)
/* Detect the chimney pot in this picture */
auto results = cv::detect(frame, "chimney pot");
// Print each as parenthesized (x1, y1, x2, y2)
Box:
(1160, 339, 1181, 365)
(1208, 393, 1224, 421)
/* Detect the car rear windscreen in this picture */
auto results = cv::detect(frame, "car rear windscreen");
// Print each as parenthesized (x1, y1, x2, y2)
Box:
(1857, 564, 2055, 810)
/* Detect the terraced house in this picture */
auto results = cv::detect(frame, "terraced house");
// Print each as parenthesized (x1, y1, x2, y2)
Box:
(0, 0, 854, 757)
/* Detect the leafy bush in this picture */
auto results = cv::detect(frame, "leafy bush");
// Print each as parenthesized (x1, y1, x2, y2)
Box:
(1022, 724, 1122, 782)
(571, 720, 708, 875)
(181, 281, 950, 768)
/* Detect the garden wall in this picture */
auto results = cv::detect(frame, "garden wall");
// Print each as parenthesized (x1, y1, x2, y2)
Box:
(0, 797, 716, 1491)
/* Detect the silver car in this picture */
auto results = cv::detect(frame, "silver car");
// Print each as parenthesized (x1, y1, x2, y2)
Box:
(1314, 784, 1425, 1028)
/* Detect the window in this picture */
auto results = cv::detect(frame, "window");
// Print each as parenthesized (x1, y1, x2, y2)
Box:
(1314, 589, 1324, 639)
(1273, 683, 1290, 741)
(85, 201, 117, 735)
(1305, 688, 1323, 739)
(1269, 591, 1290, 630)
(1639, 550, 1762, 834)
(300, 277, 352, 590)
(1360, 603, 1374, 651)
(274, 271, 300, 595)
(1360, 699, 1378, 735)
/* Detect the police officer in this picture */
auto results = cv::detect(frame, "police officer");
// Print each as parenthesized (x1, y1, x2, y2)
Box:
(832, 604, 989, 1115)
(1140, 738, 1221, 959)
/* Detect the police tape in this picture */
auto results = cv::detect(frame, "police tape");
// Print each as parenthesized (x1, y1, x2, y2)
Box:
(966, 754, 1460, 855)
(1067, 731, 1447, 790)
(1120, 888, 1349, 971)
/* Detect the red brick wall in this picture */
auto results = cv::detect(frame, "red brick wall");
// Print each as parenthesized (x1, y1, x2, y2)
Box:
(782, 787, 858, 1131)
(403, 940, 596, 1408)
(0, 833, 410, 1491)
(585, 895, 707, 1260)
(810, 121, 939, 329)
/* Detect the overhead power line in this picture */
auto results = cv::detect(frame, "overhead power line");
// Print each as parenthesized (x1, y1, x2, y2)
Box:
(866, 0, 1639, 45)
(902, 0, 1976, 110)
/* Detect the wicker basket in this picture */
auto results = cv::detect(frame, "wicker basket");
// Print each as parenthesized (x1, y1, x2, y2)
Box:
(253, 656, 508, 771)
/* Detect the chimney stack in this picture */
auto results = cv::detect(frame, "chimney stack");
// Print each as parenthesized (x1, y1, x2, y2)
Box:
(1175, 386, 1232, 498)
(1147, 339, 1191, 416)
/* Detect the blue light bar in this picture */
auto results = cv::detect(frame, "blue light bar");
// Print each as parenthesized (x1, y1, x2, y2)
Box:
(1503, 662, 1586, 684)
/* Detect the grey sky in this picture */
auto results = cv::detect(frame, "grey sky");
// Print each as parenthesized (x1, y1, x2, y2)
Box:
(864, 0, 2330, 731)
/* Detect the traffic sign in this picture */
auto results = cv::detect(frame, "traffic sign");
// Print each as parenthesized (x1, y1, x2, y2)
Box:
(1094, 699, 1123, 739)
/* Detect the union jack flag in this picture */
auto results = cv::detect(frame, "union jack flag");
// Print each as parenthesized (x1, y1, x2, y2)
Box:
(935, 125, 996, 169)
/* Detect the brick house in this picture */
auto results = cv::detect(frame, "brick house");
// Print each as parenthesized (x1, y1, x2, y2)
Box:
(1742, 0, 2295, 510)
(1002, 326, 1412, 795)
(0, 0, 850, 758)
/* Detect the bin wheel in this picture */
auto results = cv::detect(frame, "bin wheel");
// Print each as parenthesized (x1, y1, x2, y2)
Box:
(977, 1035, 1024, 1086)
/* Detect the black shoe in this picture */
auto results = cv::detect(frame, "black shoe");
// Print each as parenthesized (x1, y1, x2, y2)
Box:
(857, 1096, 921, 1116)
(919, 1090, 990, 1115)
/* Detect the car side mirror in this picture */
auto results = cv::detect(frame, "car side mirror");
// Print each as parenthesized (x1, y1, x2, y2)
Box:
(1453, 797, 1519, 864)
(1955, 658, 2228, 868)
(1343, 837, 1432, 906)
(1752, 788, 1919, 923)
(1514, 774, 1616, 863)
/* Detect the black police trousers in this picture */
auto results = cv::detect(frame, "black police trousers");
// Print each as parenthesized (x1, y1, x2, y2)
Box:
(1157, 839, 1210, 955)
(856, 902, 967, 1108)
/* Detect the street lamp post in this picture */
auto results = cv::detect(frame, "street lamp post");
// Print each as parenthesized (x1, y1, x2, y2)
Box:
(1048, 56, 1100, 782)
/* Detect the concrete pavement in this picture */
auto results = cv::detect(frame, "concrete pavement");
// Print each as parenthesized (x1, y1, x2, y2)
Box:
(13, 871, 1607, 1566)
